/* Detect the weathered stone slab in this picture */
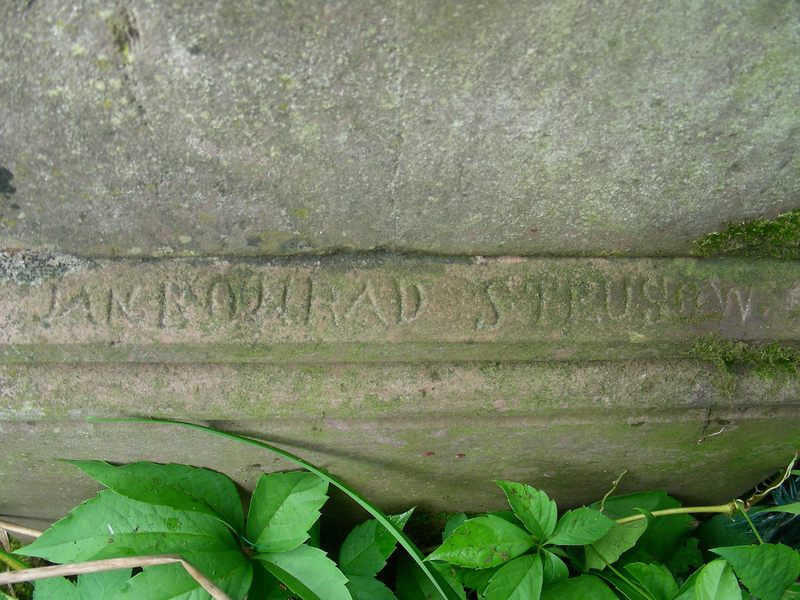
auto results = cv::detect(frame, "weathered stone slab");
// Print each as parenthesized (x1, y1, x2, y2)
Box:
(1, 1, 798, 257)
(1, 361, 798, 525)
(0, 255, 797, 362)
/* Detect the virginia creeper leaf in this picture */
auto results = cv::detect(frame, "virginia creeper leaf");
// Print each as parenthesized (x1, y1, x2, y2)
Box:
(65, 460, 244, 532)
(496, 481, 557, 542)
(339, 509, 414, 577)
(426, 515, 533, 568)
(247, 472, 328, 552)
(694, 559, 740, 600)
(541, 550, 568, 585)
(584, 519, 648, 570)
(17, 490, 236, 563)
(548, 507, 615, 546)
(35, 569, 132, 600)
(540, 575, 616, 599)
(112, 550, 252, 600)
(346, 575, 398, 600)
(443, 514, 469, 542)
(623, 562, 678, 600)
(482, 553, 543, 600)
(396, 556, 466, 600)
(712, 544, 800, 600)
(257, 545, 351, 600)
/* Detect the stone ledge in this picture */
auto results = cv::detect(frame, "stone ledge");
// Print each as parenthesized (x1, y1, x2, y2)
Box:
(0, 256, 798, 363)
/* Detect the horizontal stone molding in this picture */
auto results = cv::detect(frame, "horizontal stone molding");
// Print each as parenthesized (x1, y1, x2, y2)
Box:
(0, 256, 797, 363)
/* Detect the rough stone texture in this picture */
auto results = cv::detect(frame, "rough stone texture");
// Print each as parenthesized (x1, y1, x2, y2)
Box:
(1, 255, 798, 363)
(1, 362, 798, 526)
(1, 0, 798, 257)
(0, 0, 799, 529)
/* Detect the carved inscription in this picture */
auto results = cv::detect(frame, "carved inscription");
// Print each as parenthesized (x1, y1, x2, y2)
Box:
(471, 274, 757, 330)
(13, 260, 792, 347)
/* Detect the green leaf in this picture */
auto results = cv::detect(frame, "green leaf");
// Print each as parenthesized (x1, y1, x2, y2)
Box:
(712, 544, 800, 600)
(247, 472, 329, 552)
(584, 519, 648, 570)
(540, 575, 617, 599)
(65, 460, 244, 532)
(760, 502, 800, 516)
(483, 554, 543, 600)
(34, 570, 132, 600)
(34, 578, 80, 600)
(666, 537, 704, 576)
(17, 490, 235, 563)
(783, 581, 800, 599)
(593, 491, 692, 562)
(396, 557, 465, 600)
(112, 550, 252, 600)
(443, 514, 469, 542)
(548, 508, 616, 546)
(92, 418, 462, 600)
(339, 509, 414, 577)
(623, 563, 678, 600)
(541, 550, 568, 585)
(426, 515, 533, 569)
(346, 575, 398, 600)
(694, 559, 741, 600)
(257, 545, 351, 600)
(459, 566, 498, 593)
(496, 481, 557, 542)
(252, 563, 294, 600)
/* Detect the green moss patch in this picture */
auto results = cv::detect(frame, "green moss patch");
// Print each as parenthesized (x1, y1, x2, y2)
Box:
(688, 335, 799, 379)
(694, 209, 800, 259)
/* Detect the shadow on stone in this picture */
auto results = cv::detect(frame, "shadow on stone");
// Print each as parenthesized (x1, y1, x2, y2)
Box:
(0, 167, 16, 198)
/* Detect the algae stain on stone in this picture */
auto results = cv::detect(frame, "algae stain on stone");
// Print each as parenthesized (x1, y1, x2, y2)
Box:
(693, 209, 800, 260)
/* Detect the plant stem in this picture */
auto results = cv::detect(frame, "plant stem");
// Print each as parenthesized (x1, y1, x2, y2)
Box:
(0, 521, 42, 539)
(615, 502, 736, 525)
(735, 499, 764, 544)
(0, 549, 29, 571)
(0, 554, 230, 599)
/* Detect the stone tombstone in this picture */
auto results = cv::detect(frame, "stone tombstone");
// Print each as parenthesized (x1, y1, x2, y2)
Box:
(0, 0, 798, 527)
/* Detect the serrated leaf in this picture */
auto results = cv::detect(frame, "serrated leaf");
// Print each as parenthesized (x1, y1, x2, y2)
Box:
(548, 507, 616, 546)
(496, 481, 557, 542)
(17, 490, 235, 563)
(541, 550, 568, 585)
(483, 553, 543, 600)
(540, 575, 617, 599)
(346, 575, 398, 600)
(593, 491, 692, 562)
(584, 519, 648, 570)
(623, 563, 678, 600)
(113, 550, 252, 600)
(712, 544, 800, 600)
(66, 460, 244, 532)
(694, 559, 740, 600)
(34, 578, 80, 600)
(339, 509, 414, 577)
(252, 563, 294, 600)
(443, 514, 468, 542)
(247, 472, 328, 552)
(666, 537, 704, 576)
(34, 570, 132, 600)
(761, 502, 800, 516)
(257, 545, 351, 600)
(426, 515, 533, 568)
(459, 565, 498, 593)
(396, 556, 466, 600)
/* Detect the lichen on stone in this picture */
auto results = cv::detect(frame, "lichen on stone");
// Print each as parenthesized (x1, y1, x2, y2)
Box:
(693, 209, 800, 260)
(0, 250, 90, 285)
